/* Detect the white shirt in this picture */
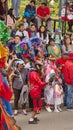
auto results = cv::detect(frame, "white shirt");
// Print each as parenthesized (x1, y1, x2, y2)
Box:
(16, 30, 29, 39)
(37, 32, 49, 44)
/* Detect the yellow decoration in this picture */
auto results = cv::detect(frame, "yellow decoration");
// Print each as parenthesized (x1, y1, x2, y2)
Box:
(0, 44, 8, 59)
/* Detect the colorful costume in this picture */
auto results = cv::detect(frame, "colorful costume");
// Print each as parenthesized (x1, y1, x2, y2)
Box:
(44, 60, 56, 105)
(0, 61, 21, 130)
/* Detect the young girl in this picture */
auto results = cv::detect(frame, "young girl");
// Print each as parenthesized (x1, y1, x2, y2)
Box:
(44, 55, 56, 112)
(7, 8, 17, 29)
(37, 25, 50, 45)
(53, 64, 64, 112)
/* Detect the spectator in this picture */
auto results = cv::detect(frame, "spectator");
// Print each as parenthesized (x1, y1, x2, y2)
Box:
(51, 28, 63, 51)
(63, 52, 73, 110)
(7, 8, 17, 29)
(6, 35, 22, 60)
(23, 0, 37, 27)
(56, 51, 69, 106)
(68, 3, 73, 32)
(11, 0, 21, 19)
(61, 2, 73, 32)
(37, 25, 50, 45)
(16, 23, 29, 40)
(36, 2, 52, 31)
(47, 38, 61, 59)
(62, 37, 73, 52)
(0, 0, 7, 20)
(28, 24, 37, 38)
(22, 17, 29, 30)
(10, 59, 28, 115)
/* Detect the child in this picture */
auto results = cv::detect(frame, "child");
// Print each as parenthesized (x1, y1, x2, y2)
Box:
(22, 17, 29, 30)
(51, 28, 63, 51)
(44, 55, 56, 112)
(53, 64, 64, 112)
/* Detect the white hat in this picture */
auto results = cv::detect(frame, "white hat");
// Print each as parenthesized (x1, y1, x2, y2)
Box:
(16, 59, 24, 65)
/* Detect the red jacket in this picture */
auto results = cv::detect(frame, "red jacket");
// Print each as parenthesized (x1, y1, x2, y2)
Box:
(63, 60, 73, 85)
(37, 6, 50, 17)
(29, 70, 46, 98)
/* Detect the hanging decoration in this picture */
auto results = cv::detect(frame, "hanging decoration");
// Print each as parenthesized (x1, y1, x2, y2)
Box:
(0, 20, 10, 43)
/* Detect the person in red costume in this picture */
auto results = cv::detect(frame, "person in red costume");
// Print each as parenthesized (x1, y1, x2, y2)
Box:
(36, 2, 52, 31)
(28, 63, 48, 124)
(56, 51, 69, 106)
(56, 51, 69, 75)
(0, 57, 12, 130)
(63, 52, 73, 110)
(0, 57, 20, 130)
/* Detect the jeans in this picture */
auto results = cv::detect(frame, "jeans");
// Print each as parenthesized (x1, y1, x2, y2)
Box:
(66, 84, 73, 109)
(64, 83, 68, 106)
(37, 16, 52, 31)
(11, 0, 21, 18)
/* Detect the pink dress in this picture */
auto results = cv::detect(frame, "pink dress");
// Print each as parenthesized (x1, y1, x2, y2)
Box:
(44, 60, 55, 105)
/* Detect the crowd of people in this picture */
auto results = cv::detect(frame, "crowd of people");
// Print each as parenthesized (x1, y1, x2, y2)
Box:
(0, 0, 73, 127)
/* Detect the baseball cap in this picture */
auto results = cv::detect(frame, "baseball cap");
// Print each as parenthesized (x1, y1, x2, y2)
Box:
(62, 51, 69, 55)
(55, 28, 61, 33)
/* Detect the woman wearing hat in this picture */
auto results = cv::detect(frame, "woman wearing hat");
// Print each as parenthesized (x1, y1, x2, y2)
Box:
(10, 59, 28, 115)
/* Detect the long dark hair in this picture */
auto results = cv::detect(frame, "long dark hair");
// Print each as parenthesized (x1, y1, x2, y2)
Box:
(39, 25, 47, 39)
(8, 8, 16, 23)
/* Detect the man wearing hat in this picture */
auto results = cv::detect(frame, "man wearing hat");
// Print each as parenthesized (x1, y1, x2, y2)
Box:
(63, 52, 73, 110)
(56, 51, 69, 75)
(56, 51, 69, 106)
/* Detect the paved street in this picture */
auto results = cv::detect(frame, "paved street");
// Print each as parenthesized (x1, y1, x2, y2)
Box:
(14, 109, 73, 130)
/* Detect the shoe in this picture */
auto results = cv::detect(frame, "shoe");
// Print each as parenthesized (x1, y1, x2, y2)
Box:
(34, 117, 40, 122)
(57, 107, 62, 112)
(14, 110, 18, 115)
(22, 109, 27, 115)
(67, 107, 73, 111)
(54, 109, 60, 112)
(45, 107, 52, 112)
(28, 120, 38, 124)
